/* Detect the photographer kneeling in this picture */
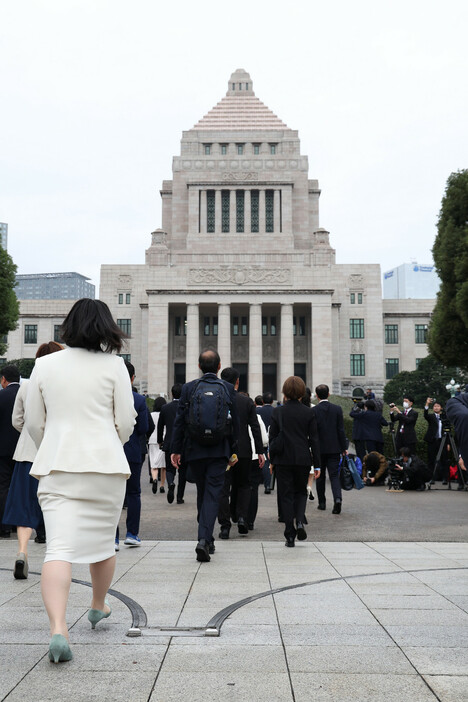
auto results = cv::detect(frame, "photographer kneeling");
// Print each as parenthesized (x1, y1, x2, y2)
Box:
(362, 451, 388, 485)
(390, 447, 432, 491)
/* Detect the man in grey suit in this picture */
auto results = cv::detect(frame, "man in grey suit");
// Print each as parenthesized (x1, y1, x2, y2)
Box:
(312, 384, 347, 514)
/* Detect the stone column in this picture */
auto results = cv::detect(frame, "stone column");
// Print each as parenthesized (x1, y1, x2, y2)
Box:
(244, 190, 251, 235)
(283, 185, 293, 235)
(215, 189, 221, 234)
(311, 298, 333, 389)
(147, 300, 169, 395)
(186, 303, 200, 380)
(274, 189, 281, 234)
(248, 304, 262, 397)
(200, 190, 207, 234)
(229, 189, 236, 234)
(188, 187, 198, 235)
(217, 304, 231, 368)
(259, 189, 266, 233)
(280, 303, 294, 388)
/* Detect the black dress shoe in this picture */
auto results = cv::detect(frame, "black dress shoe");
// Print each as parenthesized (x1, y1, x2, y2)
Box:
(195, 539, 210, 562)
(317, 502, 326, 510)
(442, 480, 448, 485)
(159, 486, 165, 493)
(264, 487, 271, 494)
(296, 522, 307, 541)
(332, 502, 342, 514)
(0, 531, 11, 538)
(34, 535, 46, 544)
(167, 483, 175, 504)
(177, 498, 185, 504)
(416, 484, 426, 491)
(219, 527, 230, 540)
(429, 480, 436, 485)
(247, 523, 254, 531)
(152, 480, 158, 495)
(208, 541, 215, 555)
(278, 516, 284, 522)
(237, 517, 248, 535)
(285, 537, 295, 547)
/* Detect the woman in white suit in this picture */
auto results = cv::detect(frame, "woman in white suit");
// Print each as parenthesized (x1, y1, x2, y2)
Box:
(25, 299, 136, 663)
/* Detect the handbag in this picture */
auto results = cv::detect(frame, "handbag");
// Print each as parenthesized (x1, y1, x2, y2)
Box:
(339, 456, 354, 491)
(348, 457, 365, 490)
(268, 408, 284, 464)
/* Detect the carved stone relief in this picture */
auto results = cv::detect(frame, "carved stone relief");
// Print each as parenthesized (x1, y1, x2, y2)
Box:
(264, 340, 277, 360)
(232, 341, 247, 360)
(294, 339, 307, 359)
(221, 172, 258, 181)
(173, 343, 186, 360)
(117, 275, 132, 288)
(188, 268, 292, 286)
(348, 274, 364, 288)
(351, 340, 364, 353)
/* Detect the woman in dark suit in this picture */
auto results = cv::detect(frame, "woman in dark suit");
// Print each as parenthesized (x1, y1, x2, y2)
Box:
(269, 376, 321, 547)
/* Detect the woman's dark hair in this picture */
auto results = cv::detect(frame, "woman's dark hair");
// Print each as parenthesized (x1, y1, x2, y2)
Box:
(365, 452, 381, 471)
(36, 341, 64, 358)
(301, 387, 312, 407)
(60, 299, 126, 353)
(282, 376, 306, 401)
(153, 396, 167, 412)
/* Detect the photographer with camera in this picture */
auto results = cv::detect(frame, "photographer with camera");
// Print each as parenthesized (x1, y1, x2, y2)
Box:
(389, 396, 418, 455)
(424, 397, 450, 485)
(362, 451, 388, 485)
(389, 447, 432, 491)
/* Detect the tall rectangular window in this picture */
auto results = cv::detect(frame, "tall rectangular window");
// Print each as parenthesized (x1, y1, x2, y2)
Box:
(250, 190, 259, 233)
(24, 325, 37, 344)
(117, 319, 131, 336)
(415, 324, 428, 344)
(204, 144, 211, 155)
(241, 316, 248, 336)
(118, 293, 123, 304)
(54, 325, 62, 343)
(349, 318, 365, 339)
(270, 316, 277, 336)
(237, 144, 244, 155)
(253, 144, 260, 155)
(221, 190, 230, 233)
(126, 293, 131, 304)
(385, 324, 398, 344)
(220, 144, 227, 155)
(350, 293, 355, 304)
(293, 316, 305, 336)
(294, 363, 306, 382)
(204, 316, 210, 336)
(262, 316, 268, 335)
(415, 358, 424, 369)
(358, 293, 363, 304)
(175, 316, 187, 336)
(207, 190, 215, 233)
(213, 316, 218, 336)
(265, 190, 274, 233)
(233, 316, 239, 336)
(350, 354, 365, 376)
(236, 190, 245, 233)
(269, 144, 277, 154)
(386, 358, 400, 379)
(174, 363, 186, 385)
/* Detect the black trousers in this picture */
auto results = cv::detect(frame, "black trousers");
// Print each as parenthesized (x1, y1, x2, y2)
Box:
(276, 465, 309, 539)
(0, 455, 15, 531)
(396, 435, 416, 455)
(218, 457, 251, 527)
(190, 457, 227, 542)
(315, 453, 342, 504)
(247, 459, 261, 526)
(165, 451, 187, 501)
(427, 440, 450, 480)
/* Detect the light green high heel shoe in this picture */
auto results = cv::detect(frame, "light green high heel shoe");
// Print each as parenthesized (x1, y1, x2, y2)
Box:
(48, 634, 73, 663)
(88, 599, 112, 629)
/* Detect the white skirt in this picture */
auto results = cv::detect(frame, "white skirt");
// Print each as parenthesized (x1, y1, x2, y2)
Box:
(148, 444, 166, 469)
(37, 471, 127, 564)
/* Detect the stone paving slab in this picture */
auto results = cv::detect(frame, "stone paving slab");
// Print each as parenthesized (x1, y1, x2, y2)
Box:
(0, 539, 467, 701)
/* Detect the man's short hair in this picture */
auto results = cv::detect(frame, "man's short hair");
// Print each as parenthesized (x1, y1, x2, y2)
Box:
(282, 376, 306, 401)
(171, 383, 182, 399)
(400, 446, 412, 458)
(220, 367, 239, 386)
(315, 384, 329, 400)
(198, 349, 220, 374)
(262, 392, 274, 405)
(255, 395, 264, 405)
(365, 400, 376, 411)
(404, 395, 415, 404)
(0, 365, 20, 383)
(125, 360, 136, 380)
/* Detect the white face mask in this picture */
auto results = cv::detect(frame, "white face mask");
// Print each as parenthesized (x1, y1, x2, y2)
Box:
(403, 401, 410, 409)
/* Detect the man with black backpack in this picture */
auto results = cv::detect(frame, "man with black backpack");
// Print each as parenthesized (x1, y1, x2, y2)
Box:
(171, 349, 239, 562)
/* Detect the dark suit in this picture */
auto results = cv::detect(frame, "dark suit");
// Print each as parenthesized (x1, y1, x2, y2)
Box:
(423, 408, 449, 480)
(312, 400, 347, 506)
(269, 400, 321, 539)
(218, 392, 263, 529)
(171, 373, 238, 543)
(446, 394, 468, 463)
(390, 407, 418, 454)
(158, 399, 186, 500)
(0, 382, 20, 532)
(349, 408, 388, 454)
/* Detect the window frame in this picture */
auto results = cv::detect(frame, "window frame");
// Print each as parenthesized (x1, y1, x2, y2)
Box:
(350, 353, 365, 376)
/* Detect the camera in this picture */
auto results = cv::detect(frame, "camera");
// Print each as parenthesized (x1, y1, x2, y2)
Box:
(387, 458, 406, 490)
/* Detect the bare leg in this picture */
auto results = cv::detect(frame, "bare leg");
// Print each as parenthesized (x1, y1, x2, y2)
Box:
(151, 467, 158, 481)
(160, 467, 166, 488)
(17, 526, 33, 554)
(89, 555, 116, 612)
(41, 560, 72, 637)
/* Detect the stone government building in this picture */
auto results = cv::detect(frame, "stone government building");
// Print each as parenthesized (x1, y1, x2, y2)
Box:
(99, 69, 434, 398)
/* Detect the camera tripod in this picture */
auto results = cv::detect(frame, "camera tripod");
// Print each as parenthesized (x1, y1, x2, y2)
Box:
(427, 429, 467, 491)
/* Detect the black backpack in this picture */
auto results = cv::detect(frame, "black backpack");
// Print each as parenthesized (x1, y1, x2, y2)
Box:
(186, 377, 232, 446)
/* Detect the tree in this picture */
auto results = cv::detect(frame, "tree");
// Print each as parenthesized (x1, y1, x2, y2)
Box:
(383, 355, 467, 407)
(0, 246, 19, 355)
(429, 170, 468, 369)
(6, 358, 35, 378)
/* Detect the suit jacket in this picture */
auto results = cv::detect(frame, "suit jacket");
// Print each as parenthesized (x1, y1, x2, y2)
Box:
(269, 400, 320, 467)
(12, 379, 37, 463)
(446, 393, 468, 462)
(157, 399, 179, 451)
(312, 400, 347, 454)
(171, 373, 239, 461)
(124, 390, 149, 463)
(256, 404, 274, 431)
(423, 408, 443, 443)
(26, 347, 136, 478)
(349, 408, 388, 442)
(390, 408, 418, 445)
(0, 382, 20, 457)
(235, 392, 263, 458)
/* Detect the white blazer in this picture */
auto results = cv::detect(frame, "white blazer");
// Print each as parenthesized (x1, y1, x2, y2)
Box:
(26, 347, 137, 479)
(12, 379, 37, 464)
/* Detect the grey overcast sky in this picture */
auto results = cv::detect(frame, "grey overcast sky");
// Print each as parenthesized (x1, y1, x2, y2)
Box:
(1, 0, 467, 290)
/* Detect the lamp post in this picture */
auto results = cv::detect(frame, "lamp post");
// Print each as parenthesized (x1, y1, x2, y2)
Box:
(446, 378, 460, 398)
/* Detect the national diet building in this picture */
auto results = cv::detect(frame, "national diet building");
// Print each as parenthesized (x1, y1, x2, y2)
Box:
(99, 69, 432, 398)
